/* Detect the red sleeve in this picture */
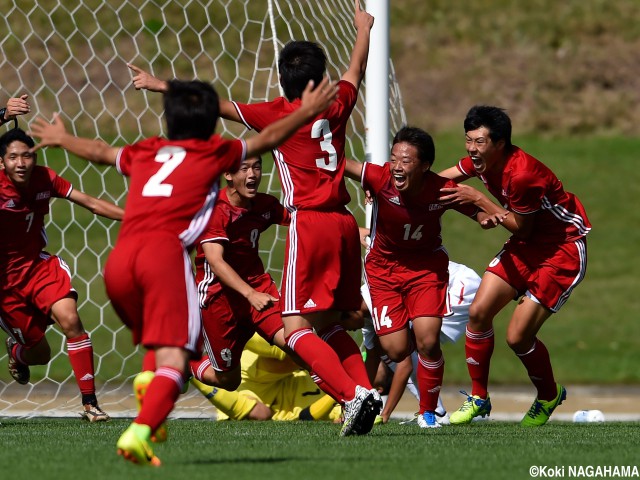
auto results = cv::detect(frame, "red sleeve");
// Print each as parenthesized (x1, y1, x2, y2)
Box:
(199, 203, 230, 244)
(362, 162, 389, 195)
(232, 100, 282, 132)
(116, 145, 132, 177)
(327, 80, 358, 124)
(217, 137, 245, 174)
(46, 167, 73, 198)
(457, 156, 476, 177)
(272, 198, 291, 227)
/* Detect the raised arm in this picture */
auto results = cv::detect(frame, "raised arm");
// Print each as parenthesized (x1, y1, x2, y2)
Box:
(202, 242, 277, 312)
(341, 0, 374, 89)
(67, 189, 124, 221)
(1, 95, 30, 125)
(127, 63, 168, 93)
(28, 113, 120, 166)
(244, 77, 337, 158)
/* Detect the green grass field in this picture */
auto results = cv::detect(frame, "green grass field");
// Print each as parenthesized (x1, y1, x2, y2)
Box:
(0, 418, 637, 480)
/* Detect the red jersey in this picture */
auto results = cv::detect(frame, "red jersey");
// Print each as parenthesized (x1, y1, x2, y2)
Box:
(195, 188, 290, 306)
(0, 166, 72, 285)
(457, 147, 591, 244)
(362, 162, 478, 261)
(232, 81, 357, 211)
(116, 135, 245, 246)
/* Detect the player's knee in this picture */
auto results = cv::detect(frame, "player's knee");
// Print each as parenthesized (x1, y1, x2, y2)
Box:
(505, 331, 532, 353)
(468, 303, 492, 329)
(384, 346, 411, 364)
(58, 315, 85, 338)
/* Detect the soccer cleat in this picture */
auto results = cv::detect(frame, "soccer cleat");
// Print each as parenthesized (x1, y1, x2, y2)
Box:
(449, 390, 492, 425)
(352, 388, 383, 435)
(133, 371, 167, 443)
(417, 411, 442, 429)
(521, 384, 567, 427)
(80, 403, 110, 422)
(5, 337, 30, 385)
(340, 385, 379, 437)
(373, 415, 384, 425)
(116, 423, 161, 466)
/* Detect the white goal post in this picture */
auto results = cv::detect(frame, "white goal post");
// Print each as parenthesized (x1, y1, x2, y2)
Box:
(0, 0, 405, 418)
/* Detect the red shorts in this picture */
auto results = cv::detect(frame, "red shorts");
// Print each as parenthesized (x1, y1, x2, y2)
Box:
(365, 248, 450, 336)
(486, 237, 588, 312)
(104, 233, 201, 355)
(0, 254, 76, 347)
(202, 273, 282, 372)
(280, 209, 361, 315)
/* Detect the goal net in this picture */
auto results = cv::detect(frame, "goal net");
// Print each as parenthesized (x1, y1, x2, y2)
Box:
(0, 0, 406, 418)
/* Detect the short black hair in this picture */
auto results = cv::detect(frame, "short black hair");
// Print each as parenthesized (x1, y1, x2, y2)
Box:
(392, 126, 436, 167)
(278, 41, 326, 101)
(163, 80, 220, 140)
(0, 128, 35, 158)
(464, 105, 512, 148)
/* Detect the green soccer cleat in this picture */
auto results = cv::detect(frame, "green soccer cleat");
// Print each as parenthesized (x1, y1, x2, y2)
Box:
(116, 423, 161, 466)
(133, 371, 168, 443)
(521, 384, 567, 427)
(449, 391, 492, 425)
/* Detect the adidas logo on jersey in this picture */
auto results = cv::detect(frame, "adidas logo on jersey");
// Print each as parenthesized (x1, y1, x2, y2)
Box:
(303, 298, 317, 309)
(388, 196, 401, 205)
(4, 199, 16, 208)
(465, 357, 480, 366)
(80, 373, 95, 381)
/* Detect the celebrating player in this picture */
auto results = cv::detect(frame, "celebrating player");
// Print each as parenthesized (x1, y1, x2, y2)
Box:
(439, 105, 591, 426)
(29, 77, 338, 466)
(360, 260, 482, 424)
(345, 126, 505, 428)
(0, 127, 122, 422)
(125, 0, 381, 436)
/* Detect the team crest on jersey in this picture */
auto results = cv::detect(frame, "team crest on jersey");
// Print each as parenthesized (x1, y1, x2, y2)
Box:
(261, 212, 271, 220)
(429, 203, 443, 211)
(36, 191, 51, 200)
(388, 196, 401, 205)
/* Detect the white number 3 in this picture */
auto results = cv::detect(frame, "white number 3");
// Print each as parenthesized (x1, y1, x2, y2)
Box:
(311, 119, 337, 171)
(142, 146, 186, 197)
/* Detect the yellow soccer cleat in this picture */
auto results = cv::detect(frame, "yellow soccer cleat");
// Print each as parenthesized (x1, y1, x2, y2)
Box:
(116, 423, 161, 466)
(449, 391, 492, 425)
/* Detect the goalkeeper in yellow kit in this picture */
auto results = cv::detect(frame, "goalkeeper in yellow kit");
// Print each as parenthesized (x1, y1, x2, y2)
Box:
(192, 333, 341, 422)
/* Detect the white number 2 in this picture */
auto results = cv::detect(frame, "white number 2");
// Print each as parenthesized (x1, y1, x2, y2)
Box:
(142, 146, 186, 197)
(311, 119, 337, 171)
